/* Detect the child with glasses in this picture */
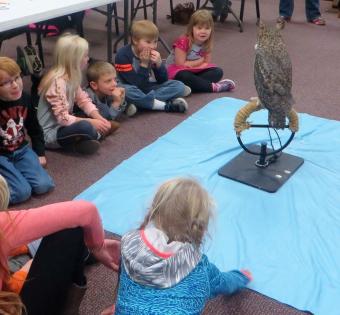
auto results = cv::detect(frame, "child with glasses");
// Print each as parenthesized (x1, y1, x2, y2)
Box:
(0, 57, 54, 205)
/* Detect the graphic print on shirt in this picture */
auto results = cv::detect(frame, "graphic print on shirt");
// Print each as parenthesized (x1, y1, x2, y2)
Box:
(0, 106, 27, 151)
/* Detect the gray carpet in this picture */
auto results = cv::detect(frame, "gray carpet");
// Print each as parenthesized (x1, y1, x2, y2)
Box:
(2, 0, 339, 313)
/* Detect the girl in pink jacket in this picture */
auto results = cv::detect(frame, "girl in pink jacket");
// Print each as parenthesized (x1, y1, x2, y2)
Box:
(0, 175, 120, 315)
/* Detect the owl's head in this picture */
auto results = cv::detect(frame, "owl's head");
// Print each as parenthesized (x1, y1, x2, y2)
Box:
(255, 21, 284, 51)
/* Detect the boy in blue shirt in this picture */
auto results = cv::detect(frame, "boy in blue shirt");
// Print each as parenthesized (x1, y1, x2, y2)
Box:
(115, 20, 190, 113)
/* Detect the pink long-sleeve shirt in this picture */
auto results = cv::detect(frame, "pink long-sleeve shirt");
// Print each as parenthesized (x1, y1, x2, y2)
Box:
(0, 200, 104, 290)
(45, 77, 97, 126)
(37, 77, 98, 148)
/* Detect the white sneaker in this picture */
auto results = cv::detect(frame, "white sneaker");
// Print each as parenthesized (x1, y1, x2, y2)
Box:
(125, 104, 137, 117)
(182, 85, 192, 97)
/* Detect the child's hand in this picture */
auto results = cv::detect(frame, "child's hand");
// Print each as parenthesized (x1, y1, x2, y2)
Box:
(140, 48, 151, 67)
(240, 269, 253, 282)
(199, 62, 209, 68)
(89, 118, 111, 135)
(92, 239, 121, 271)
(112, 87, 125, 109)
(101, 304, 115, 315)
(150, 49, 162, 68)
(39, 156, 47, 168)
(185, 57, 205, 68)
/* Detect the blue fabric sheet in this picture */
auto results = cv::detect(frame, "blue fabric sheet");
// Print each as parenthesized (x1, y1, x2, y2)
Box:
(76, 97, 340, 315)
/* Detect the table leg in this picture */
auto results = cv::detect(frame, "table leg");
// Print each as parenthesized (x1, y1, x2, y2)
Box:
(124, 0, 129, 45)
(107, 3, 113, 62)
(240, 0, 245, 21)
(255, 0, 260, 22)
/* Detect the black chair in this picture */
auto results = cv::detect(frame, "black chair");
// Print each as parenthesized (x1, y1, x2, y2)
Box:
(169, 0, 261, 32)
(240, 0, 260, 23)
(33, 11, 86, 66)
(199, 0, 243, 32)
(169, 0, 201, 24)
(0, 26, 45, 73)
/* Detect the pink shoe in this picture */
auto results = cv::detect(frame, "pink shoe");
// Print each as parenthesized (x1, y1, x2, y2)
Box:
(309, 17, 326, 25)
(212, 79, 236, 93)
(218, 79, 236, 91)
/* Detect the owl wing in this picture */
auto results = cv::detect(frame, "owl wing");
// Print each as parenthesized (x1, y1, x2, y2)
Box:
(254, 49, 292, 109)
(254, 48, 294, 129)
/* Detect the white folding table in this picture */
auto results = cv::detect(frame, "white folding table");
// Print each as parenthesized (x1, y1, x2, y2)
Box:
(0, 0, 129, 62)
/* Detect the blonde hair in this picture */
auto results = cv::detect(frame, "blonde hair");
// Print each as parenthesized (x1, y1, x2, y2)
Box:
(0, 57, 21, 81)
(39, 33, 89, 97)
(131, 20, 159, 42)
(0, 175, 9, 210)
(141, 178, 214, 247)
(186, 10, 214, 53)
(86, 61, 116, 83)
(0, 291, 24, 315)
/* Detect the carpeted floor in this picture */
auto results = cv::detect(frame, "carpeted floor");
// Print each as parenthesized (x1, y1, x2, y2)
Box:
(2, 0, 339, 314)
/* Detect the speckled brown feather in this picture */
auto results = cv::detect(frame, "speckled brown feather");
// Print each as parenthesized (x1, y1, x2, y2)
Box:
(254, 22, 294, 129)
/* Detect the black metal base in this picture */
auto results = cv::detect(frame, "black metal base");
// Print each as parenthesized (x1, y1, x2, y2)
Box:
(218, 145, 304, 193)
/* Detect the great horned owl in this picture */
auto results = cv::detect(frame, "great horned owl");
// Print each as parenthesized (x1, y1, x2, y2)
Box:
(254, 22, 294, 129)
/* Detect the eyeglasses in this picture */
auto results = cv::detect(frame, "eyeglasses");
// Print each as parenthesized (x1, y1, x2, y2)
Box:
(0, 75, 22, 88)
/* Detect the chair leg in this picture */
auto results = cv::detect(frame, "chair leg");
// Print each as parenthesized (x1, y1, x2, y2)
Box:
(255, 0, 260, 22)
(240, 0, 245, 21)
(132, 0, 141, 21)
(74, 12, 85, 37)
(200, 0, 209, 8)
(25, 31, 33, 46)
(196, 0, 201, 9)
(228, 5, 243, 32)
(113, 3, 120, 35)
(169, 0, 174, 24)
(143, 0, 148, 19)
(35, 26, 45, 67)
(152, 0, 157, 24)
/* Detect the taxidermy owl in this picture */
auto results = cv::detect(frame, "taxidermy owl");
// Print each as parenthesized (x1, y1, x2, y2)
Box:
(254, 22, 294, 129)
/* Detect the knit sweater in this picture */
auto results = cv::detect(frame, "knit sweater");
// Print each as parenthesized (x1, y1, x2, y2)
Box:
(0, 200, 104, 290)
(115, 226, 250, 315)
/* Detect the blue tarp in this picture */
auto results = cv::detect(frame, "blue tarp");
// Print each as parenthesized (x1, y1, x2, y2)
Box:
(76, 97, 340, 315)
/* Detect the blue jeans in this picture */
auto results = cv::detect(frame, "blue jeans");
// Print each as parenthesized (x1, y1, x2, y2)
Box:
(0, 144, 54, 204)
(120, 80, 185, 110)
(279, 0, 321, 21)
(56, 120, 98, 148)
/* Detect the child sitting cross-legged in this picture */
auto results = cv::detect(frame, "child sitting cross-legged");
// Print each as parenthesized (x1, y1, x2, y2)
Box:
(101, 177, 252, 315)
(0, 57, 54, 205)
(166, 10, 235, 93)
(85, 61, 137, 120)
(38, 34, 115, 155)
(115, 20, 191, 114)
